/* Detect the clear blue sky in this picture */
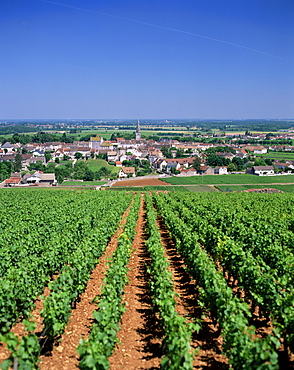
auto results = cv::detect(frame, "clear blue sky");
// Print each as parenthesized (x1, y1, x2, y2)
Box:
(0, 0, 293, 119)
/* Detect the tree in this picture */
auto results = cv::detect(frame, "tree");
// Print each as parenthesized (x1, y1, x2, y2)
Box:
(83, 169, 94, 181)
(0, 161, 13, 181)
(45, 151, 51, 163)
(254, 158, 266, 166)
(227, 163, 237, 172)
(232, 157, 244, 171)
(44, 162, 56, 173)
(28, 161, 45, 171)
(264, 158, 273, 165)
(161, 146, 173, 159)
(55, 166, 71, 183)
(13, 153, 22, 172)
(193, 157, 201, 171)
(176, 148, 185, 158)
(74, 152, 83, 160)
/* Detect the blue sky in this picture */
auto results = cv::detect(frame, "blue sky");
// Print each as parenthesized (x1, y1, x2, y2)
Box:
(0, 0, 293, 119)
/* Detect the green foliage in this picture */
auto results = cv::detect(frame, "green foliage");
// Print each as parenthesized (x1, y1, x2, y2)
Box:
(0, 161, 14, 181)
(40, 193, 133, 340)
(78, 195, 141, 369)
(0, 319, 40, 370)
(254, 158, 267, 166)
(13, 153, 22, 172)
(28, 160, 45, 172)
(153, 193, 285, 369)
(44, 151, 52, 163)
(161, 173, 294, 185)
(74, 152, 83, 160)
(145, 194, 196, 369)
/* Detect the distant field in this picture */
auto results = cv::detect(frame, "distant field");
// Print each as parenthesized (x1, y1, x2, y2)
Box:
(105, 185, 189, 192)
(216, 184, 294, 193)
(71, 128, 193, 140)
(260, 152, 294, 160)
(161, 174, 294, 185)
(60, 180, 107, 187)
(84, 159, 120, 174)
(185, 185, 219, 192)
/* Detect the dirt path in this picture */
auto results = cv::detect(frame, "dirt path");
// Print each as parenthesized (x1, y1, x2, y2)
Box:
(39, 205, 132, 370)
(109, 198, 162, 369)
(156, 216, 229, 369)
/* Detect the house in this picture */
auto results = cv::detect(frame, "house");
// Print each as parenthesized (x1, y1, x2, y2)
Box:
(21, 153, 34, 170)
(107, 151, 118, 162)
(24, 172, 56, 185)
(115, 161, 122, 167)
(214, 166, 228, 175)
(249, 166, 275, 176)
(166, 162, 179, 173)
(0, 154, 15, 162)
(175, 157, 196, 167)
(25, 171, 42, 184)
(4, 177, 21, 187)
(243, 145, 267, 154)
(153, 158, 167, 171)
(215, 152, 235, 160)
(30, 156, 46, 165)
(4, 173, 21, 187)
(1, 142, 15, 153)
(198, 165, 214, 175)
(39, 173, 56, 185)
(32, 149, 45, 157)
(118, 167, 135, 178)
(235, 149, 247, 159)
(177, 168, 197, 176)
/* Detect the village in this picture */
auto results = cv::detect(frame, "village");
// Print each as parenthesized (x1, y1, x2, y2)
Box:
(1, 121, 294, 187)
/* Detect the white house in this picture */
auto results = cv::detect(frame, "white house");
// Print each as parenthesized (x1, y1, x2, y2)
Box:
(251, 166, 274, 176)
(118, 167, 136, 178)
(214, 166, 228, 175)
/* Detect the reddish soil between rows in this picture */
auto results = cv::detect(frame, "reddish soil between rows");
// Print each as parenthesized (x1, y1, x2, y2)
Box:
(109, 197, 162, 369)
(156, 216, 229, 369)
(2, 195, 292, 369)
(112, 178, 169, 187)
(39, 204, 133, 370)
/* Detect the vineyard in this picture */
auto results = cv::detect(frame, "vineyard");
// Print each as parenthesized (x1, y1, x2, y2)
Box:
(0, 189, 294, 369)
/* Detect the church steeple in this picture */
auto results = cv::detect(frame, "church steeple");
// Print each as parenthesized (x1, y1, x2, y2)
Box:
(135, 119, 141, 140)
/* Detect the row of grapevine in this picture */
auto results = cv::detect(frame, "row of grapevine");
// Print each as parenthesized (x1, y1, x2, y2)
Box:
(153, 193, 281, 369)
(144, 193, 196, 369)
(173, 192, 294, 283)
(0, 189, 133, 369)
(40, 195, 133, 340)
(158, 192, 294, 354)
(78, 194, 141, 370)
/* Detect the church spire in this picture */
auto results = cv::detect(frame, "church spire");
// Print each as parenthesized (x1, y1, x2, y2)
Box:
(135, 119, 141, 140)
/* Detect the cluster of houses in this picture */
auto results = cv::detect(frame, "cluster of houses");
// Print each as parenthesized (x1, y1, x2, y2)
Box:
(3, 171, 56, 187)
(1, 125, 294, 186)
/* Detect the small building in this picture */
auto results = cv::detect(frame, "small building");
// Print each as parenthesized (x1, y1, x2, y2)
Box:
(198, 165, 214, 175)
(215, 152, 235, 160)
(177, 168, 197, 177)
(1, 142, 15, 153)
(4, 173, 21, 187)
(107, 151, 118, 162)
(214, 166, 228, 175)
(40, 173, 56, 185)
(119, 167, 136, 178)
(250, 166, 275, 176)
